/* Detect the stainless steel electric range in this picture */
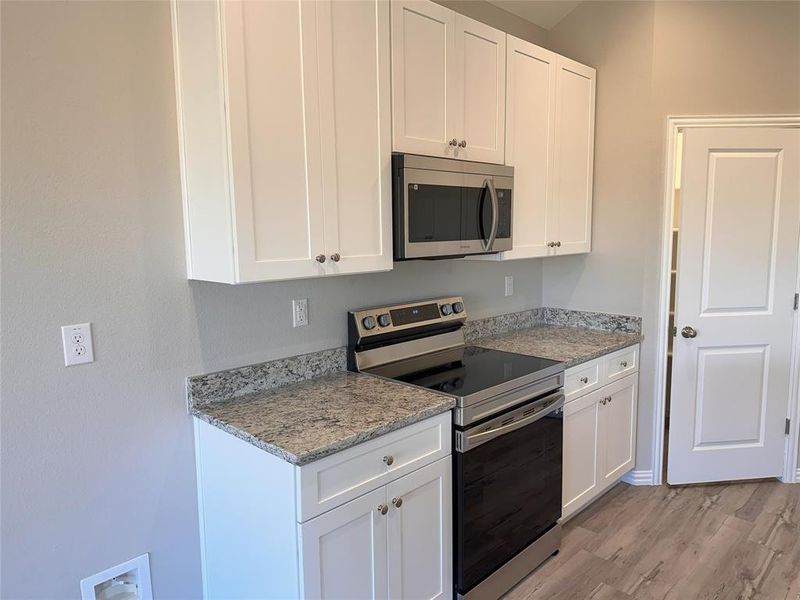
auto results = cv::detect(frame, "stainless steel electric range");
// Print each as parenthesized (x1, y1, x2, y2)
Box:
(347, 297, 565, 600)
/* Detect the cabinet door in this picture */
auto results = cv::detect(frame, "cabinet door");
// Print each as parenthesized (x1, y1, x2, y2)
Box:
(599, 374, 638, 487)
(453, 14, 506, 164)
(223, 0, 327, 282)
(500, 36, 556, 259)
(300, 487, 389, 600)
(316, 0, 392, 276)
(386, 457, 452, 600)
(550, 56, 595, 255)
(562, 389, 601, 520)
(391, 0, 456, 158)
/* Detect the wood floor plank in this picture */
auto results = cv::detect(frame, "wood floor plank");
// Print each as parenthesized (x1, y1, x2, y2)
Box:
(502, 480, 800, 600)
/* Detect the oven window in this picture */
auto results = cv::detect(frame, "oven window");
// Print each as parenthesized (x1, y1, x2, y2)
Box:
(454, 409, 562, 593)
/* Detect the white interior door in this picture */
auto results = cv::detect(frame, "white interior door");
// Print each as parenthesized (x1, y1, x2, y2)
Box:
(668, 127, 800, 485)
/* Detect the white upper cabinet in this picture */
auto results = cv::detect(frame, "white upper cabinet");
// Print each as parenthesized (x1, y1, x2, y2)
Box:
(172, 0, 392, 283)
(550, 56, 596, 255)
(391, 0, 506, 164)
(453, 14, 506, 164)
(477, 38, 595, 261)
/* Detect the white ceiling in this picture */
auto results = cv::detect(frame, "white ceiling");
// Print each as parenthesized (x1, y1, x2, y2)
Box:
(488, 1, 583, 30)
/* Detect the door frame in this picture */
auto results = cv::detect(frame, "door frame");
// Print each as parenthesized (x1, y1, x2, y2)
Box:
(651, 115, 800, 485)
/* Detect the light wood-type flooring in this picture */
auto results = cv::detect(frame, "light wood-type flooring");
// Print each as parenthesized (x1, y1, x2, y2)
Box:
(505, 480, 800, 600)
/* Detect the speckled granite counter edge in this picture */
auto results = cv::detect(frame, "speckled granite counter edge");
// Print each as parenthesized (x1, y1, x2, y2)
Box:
(191, 394, 455, 465)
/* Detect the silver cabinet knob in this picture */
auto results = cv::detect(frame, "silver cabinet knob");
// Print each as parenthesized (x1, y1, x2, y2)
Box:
(607, 396, 613, 404)
(555, 241, 562, 247)
(330, 253, 340, 262)
(579, 376, 589, 384)
(392, 497, 403, 508)
(620, 361, 628, 368)
(377, 504, 388, 515)
(449, 138, 458, 146)
(458, 140, 467, 148)
(315, 254, 326, 263)
(547, 242, 555, 248)
(383, 455, 394, 466)
(681, 326, 698, 338)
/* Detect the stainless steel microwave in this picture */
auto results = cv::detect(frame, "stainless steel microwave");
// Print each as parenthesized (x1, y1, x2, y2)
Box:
(392, 154, 513, 260)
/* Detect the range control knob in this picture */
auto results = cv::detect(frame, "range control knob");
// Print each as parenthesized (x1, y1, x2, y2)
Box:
(440, 303, 453, 316)
(452, 301, 464, 314)
(378, 313, 392, 328)
(362, 315, 377, 330)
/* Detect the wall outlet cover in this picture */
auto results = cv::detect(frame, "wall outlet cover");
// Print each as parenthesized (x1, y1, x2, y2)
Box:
(292, 298, 308, 328)
(61, 323, 94, 366)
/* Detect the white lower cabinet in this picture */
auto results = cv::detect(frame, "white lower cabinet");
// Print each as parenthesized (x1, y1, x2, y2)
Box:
(194, 412, 452, 600)
(300, 457, 452, 600)
(562, 346, 639, 521)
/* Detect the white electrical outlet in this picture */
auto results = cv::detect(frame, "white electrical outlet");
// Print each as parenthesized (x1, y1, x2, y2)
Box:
(292, 298, 308, 327)
(80, 553, 152, 600)
(61, 323, 94, 366)
(504, 275, 514, 297)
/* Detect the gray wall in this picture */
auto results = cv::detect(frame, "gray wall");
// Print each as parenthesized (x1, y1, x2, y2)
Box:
(0, 1, 543, 597)
(545, 0, 800, 474)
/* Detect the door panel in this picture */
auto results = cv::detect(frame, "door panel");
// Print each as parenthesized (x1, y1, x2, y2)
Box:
(224, 0, 326, 281)
(387, 457, 451, 600)
(300, 487, 388, 600)
(391, 0, 455, 157)
(668, 127, 800, 485)
(500, 37, 556, 259)
(551, 57, 595, 255)
(562, 390, 600, 518)
(600, 375, 637, 485)
(317, 0, 392, 276)
(453, 14, 505, 164)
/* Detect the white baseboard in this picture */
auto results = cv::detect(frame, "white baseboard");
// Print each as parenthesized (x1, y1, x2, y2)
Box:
(795, 468, 800, 483)
(622, 469, 655, 486)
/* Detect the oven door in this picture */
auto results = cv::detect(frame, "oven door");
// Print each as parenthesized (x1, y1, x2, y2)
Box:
(454, 391, 564, 595)
(399, 168, 513, 259)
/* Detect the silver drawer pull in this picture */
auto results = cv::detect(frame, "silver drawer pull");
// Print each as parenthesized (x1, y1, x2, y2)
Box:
(392, 497, 403, 508)
(579, 376, 589, 384)
(377, 504, 388, 515)
(620, 361, 628, 368)
(382, 455, 394, 466)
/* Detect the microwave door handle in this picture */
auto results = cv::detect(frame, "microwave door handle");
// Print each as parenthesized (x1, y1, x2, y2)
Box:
(482, 178, 499, 251)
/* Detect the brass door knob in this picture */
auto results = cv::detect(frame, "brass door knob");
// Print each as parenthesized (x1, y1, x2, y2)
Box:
(681, 326, 698, 338)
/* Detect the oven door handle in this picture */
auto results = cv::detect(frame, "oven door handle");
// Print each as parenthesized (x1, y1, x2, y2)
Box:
(456, 393, 564, 453)
(482, 178, 499, 251)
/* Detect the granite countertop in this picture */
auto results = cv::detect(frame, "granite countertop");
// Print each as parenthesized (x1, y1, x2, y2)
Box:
(191, 371, 454, 466)
(473, 325, 642, 367)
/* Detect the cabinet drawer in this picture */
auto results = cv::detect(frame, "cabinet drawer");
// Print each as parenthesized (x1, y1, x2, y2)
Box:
(604, 345, 639, 383)
(296, 412, 451, 522)
(564, 359, 601, 401)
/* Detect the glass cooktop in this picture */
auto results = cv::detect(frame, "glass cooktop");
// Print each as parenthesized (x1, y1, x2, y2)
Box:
(365, 345, 562, 400)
